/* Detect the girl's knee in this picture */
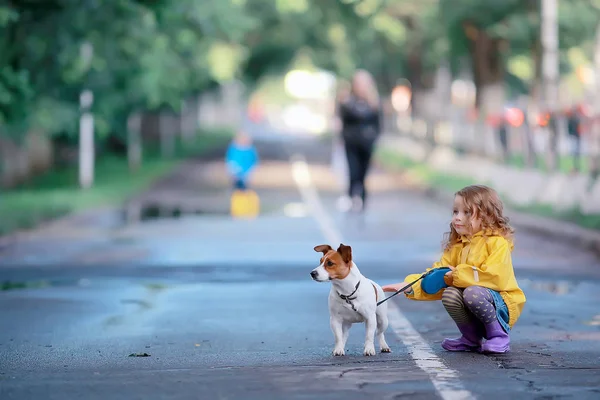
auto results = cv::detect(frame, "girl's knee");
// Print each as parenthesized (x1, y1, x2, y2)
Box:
(441, 286, 463, 307)
(463, 286, 491, 305)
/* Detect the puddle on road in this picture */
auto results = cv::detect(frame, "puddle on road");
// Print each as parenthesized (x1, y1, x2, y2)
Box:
(121, 201, 281, 225)
(134, 204, 229, 222)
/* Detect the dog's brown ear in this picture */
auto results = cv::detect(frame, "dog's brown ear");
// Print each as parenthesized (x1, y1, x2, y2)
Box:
(337, 243, 352, 264)
(314, 244, 333, 255)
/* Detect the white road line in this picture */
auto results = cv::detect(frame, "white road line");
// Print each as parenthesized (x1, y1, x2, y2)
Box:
(386, 305, 476, 400)
(290, 154, 342, 244)
(290, 154, 476, 400)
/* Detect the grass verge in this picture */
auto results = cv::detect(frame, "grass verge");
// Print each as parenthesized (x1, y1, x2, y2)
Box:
(376, 148, 600, 231)
(504, 153, 588, 174)
(0, 129, 233, 236)
(1, 280, 51, 291)
(377, 149, 476, 193)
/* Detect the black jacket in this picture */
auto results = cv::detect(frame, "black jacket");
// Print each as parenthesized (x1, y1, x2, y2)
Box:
(338, 96, 381, 148)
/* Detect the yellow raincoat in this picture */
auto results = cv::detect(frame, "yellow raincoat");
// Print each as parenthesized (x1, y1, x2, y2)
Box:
(404, 230, 526, 328)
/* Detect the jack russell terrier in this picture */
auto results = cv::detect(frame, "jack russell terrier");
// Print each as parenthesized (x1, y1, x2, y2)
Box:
(310, 243, 391, 356)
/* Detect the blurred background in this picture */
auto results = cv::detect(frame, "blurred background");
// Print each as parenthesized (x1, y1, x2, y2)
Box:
(1, 0, 600, 234)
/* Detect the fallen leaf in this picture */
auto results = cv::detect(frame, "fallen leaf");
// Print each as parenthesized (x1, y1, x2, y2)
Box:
(128, 353, 151, 357)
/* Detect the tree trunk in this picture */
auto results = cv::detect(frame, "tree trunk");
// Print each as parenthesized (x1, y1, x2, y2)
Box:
(406, 39, 437, 154)
(407, 49, 422, 115)
(464, 22, 506, 157)
(407, 51, 436, 118)
(524, 37, 542, 168)
(180, 98, 197, 146)
(404, 16, 434, 120)
(467, 28, 505, 113)
(127, 113, 142, 172)
(159, 111, 175, 158)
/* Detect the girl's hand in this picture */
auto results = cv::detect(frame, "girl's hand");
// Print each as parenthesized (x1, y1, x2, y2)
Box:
(444, 270, 454, 286)
(382, 283, 408, 293)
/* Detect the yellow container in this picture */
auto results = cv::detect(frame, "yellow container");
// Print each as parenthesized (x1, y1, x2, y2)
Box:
(230, 189, 260, 218)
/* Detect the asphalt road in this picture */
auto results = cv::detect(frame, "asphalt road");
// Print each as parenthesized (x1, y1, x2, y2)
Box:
(1, 131, 599, 400)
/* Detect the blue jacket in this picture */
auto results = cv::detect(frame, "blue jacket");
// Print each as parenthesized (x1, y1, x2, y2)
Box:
(226, 143, 258, 179)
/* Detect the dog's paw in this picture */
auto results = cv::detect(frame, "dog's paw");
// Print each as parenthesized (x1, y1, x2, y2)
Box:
(363, 345, 376, 356)
(380, 346, 392, 353)
(332, 347, 346, 356)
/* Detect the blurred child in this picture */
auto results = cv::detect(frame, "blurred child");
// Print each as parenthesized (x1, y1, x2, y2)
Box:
(225, 131, 259, 191)
(382, 185, 526, 353)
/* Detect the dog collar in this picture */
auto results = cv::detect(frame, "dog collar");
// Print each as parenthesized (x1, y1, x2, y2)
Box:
(338, 280, 361, 301)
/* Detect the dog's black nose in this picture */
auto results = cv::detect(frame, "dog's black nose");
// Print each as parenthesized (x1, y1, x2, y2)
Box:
(310, 271, 318, 279)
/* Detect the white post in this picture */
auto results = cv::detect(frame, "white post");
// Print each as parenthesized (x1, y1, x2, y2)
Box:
(541, 0, 559, 170)
(78, 42, 94, 189)
(79, 90, 94, 189)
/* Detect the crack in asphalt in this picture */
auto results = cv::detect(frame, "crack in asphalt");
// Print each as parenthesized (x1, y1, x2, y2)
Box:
(511, 371, 544, 393)
(206, 358, 414, 371)
(338, 367, 366, 378)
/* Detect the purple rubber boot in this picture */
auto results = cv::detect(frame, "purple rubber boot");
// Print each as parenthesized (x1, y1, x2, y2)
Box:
(480, 320, 510, 353)
(441, 322, 483, 352)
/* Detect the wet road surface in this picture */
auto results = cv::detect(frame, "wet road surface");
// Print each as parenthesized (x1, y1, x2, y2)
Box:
(1, 131, 599, 399)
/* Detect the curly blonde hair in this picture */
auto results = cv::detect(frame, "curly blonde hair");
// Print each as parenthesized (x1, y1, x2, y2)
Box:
(442, 185, 515, 251)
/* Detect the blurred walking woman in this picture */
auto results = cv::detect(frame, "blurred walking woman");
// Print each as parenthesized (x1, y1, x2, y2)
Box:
(338, 69, 382, 212)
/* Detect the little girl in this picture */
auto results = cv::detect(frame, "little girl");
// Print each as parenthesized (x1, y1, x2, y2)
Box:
(383, 185, 526, 353)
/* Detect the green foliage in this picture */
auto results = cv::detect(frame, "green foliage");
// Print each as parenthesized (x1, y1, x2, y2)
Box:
(2, 0, 600, 142)
(0, 0, 257, 140)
